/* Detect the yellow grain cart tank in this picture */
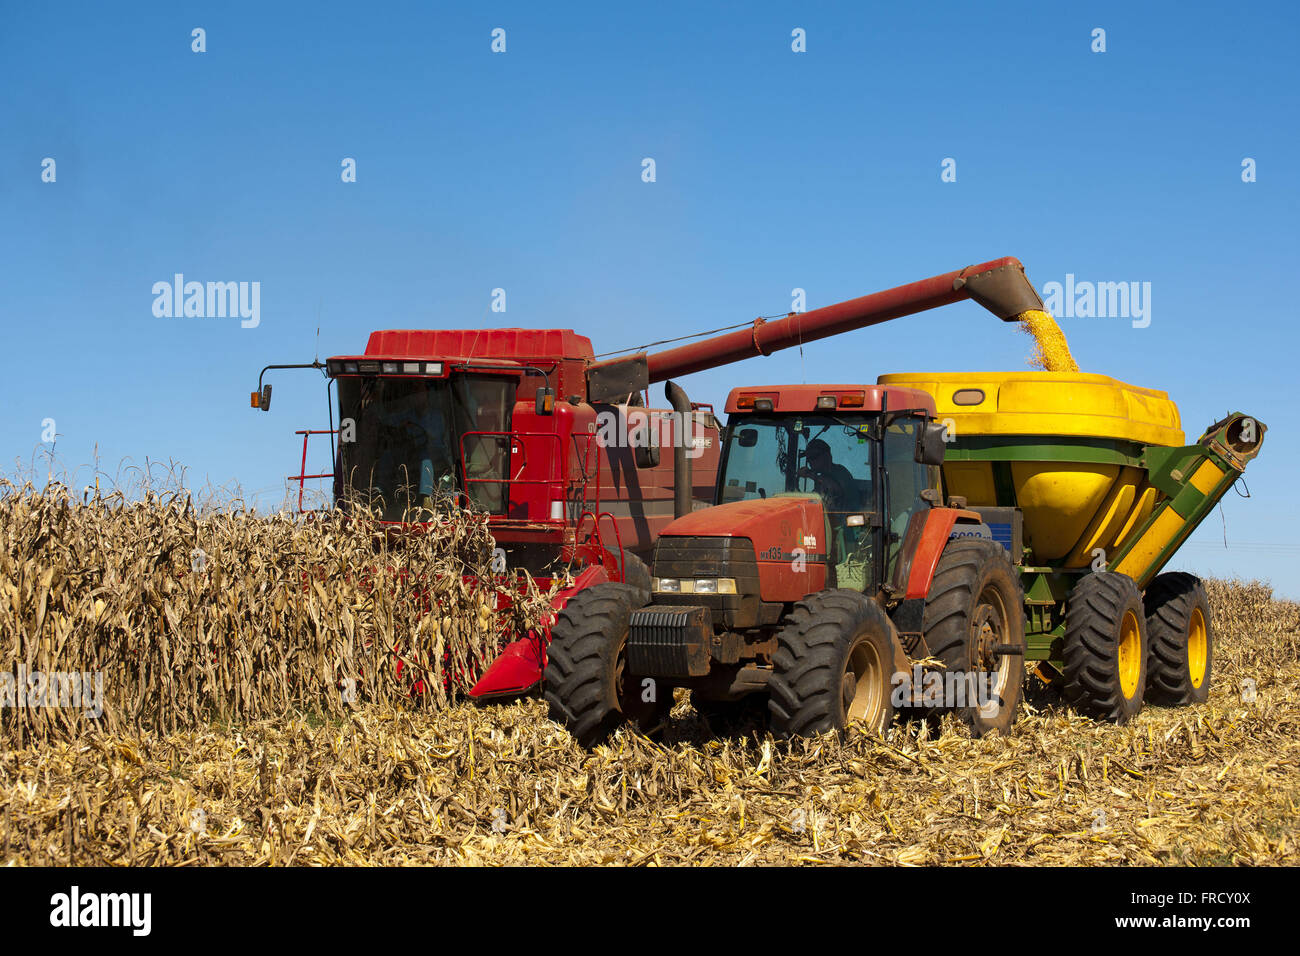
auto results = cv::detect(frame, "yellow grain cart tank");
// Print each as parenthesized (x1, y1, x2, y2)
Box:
(878, 371, 1262, 584)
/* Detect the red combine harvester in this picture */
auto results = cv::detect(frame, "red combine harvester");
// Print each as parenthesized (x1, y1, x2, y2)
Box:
(251, 257, 1041, 700)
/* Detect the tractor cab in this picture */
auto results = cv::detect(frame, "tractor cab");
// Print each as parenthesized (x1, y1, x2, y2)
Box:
(703, 384, 945, 596)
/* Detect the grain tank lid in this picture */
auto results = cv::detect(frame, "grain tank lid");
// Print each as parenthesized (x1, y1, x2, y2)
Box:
(875, 371, 1185, 447)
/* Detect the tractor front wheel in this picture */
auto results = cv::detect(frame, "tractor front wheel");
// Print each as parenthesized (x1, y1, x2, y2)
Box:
(543, 583, 668, 746)
(768, 589, 897, 738)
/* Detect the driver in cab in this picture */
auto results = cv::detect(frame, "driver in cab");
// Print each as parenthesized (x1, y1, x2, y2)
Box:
(797, 438, 864, 514)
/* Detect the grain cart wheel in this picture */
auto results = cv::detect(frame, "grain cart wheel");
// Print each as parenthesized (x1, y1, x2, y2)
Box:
(543, 583, 667, 747)
(921, 538, 1027, 737)
(1143, 572, 1213, 706)
(769, 589, 897, 738)
(1061, 571, 1148, 723)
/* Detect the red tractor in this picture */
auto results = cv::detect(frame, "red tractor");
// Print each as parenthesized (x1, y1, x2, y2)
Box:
(544, 382, 1026, 744)
(252, 258, 1042, 704)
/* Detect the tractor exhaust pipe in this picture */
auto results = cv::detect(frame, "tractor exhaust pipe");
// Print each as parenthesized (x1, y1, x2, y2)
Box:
(666, 380, 692, 519)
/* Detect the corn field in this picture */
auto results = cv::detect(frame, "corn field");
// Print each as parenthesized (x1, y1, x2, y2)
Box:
(0, 481, 553, 747)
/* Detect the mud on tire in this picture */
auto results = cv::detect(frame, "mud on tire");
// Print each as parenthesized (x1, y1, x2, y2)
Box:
(920, 538, 1026, 736)
(1061, 571, 1148, 723)
(1143, 571, 1212, 706)
(768, 589, 897, 738)
(543, 583, 667, 747)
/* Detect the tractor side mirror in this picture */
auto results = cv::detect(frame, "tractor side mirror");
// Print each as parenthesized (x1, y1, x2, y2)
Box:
(634, 443, 660, 469)
(535, 387, 555, 416)
(737, 428, 758, 448)
(251, 384, 272, 412)
(916, 421, 946, 466)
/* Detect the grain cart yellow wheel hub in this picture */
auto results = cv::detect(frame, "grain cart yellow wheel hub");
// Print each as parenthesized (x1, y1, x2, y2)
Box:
(1143, 572, 1213, 706)
(1118, 610, 1142, 699)
(1187, 607, 1208, 689)
(1060, 571, 1147, 723)
(844, 639, 885, 726)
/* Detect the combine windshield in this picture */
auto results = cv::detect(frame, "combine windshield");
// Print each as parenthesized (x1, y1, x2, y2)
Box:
(336, 373, 514, 520)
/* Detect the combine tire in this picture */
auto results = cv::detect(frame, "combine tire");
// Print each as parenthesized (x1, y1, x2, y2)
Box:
(769, 590, 897, 738)
(1143, 572, 1212, 706)
(921, 538, 1026, 737)
(1062, 571, 1147, 723)
(543, 583, 667, 747)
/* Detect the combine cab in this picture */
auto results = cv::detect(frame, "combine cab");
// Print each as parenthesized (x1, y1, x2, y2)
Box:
(255, 328, 722, 697)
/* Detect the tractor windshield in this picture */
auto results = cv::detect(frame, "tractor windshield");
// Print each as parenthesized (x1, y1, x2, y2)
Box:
(336, 373, 514, 520)
(718, 414, 875, 510)
(719, 413, 879, 589)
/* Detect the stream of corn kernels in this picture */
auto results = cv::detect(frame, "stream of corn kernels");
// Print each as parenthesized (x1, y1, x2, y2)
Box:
(1015, 309, 1079, 372)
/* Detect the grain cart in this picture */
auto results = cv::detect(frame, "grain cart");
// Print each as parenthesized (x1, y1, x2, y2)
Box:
(878, 371, 1265, 721)
(251, 257, 1046, 699)
(545, 374, 1265, 745)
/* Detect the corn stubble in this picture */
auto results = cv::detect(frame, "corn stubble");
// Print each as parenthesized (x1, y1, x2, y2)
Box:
(2, 487, 1297, 866)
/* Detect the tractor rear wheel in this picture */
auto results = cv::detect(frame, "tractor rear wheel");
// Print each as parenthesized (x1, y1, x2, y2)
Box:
(921, 538, 1026, 736)
(543, 583, 668, 746)
(1143, 572, 1213, 706)
(1061, 571, 1148, 723)
(768, 589, 897, 738)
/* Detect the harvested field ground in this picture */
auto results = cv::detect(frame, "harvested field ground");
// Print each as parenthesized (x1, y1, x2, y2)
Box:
(3, 573, 1297, 865)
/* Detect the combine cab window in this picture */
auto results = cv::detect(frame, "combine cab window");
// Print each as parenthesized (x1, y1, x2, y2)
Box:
(454, 376, 514, 514)
(336, 373, 514, 520)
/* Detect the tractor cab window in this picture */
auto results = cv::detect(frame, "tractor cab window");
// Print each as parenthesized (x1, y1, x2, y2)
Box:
(794, 421, 875, 592)
(336, 373, 514, 520)
(881, 416, 935, 578)
(718, 414, 877, 589)
(718, 419, 788, 504)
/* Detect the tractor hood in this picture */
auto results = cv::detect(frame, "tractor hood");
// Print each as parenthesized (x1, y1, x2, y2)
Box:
(660, 495, 828, 562)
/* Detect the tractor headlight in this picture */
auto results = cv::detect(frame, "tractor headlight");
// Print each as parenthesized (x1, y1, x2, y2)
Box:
(653, 577, 736, 594)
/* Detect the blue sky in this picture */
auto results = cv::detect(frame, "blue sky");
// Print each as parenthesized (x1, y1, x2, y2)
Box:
(3, 1, 1298, 594)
